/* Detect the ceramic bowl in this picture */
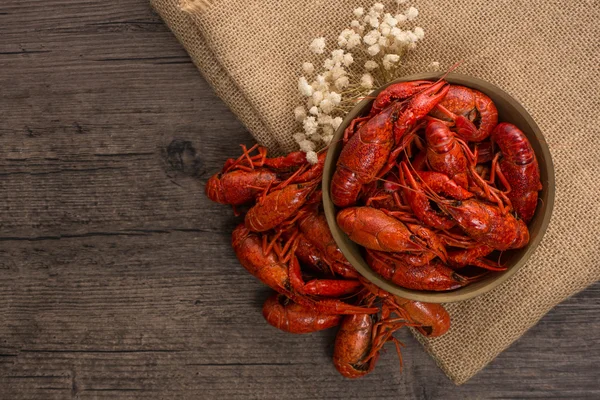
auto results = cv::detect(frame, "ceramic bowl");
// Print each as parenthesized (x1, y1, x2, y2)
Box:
(322, 72, 555, 303)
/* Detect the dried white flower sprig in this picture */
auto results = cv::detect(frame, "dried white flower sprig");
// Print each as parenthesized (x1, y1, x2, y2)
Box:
(294, 1, 431, 163)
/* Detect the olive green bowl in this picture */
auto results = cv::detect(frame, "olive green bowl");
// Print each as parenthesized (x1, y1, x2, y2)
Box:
(322, 72, 555, 303)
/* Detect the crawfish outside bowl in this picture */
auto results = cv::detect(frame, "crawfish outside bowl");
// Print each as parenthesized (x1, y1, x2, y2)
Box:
(322, 72, 555, 303)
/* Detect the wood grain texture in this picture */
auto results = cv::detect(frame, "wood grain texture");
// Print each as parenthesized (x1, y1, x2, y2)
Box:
(0, 1, 598, 399)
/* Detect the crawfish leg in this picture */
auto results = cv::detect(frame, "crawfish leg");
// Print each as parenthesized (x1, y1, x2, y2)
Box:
(292, 295, 379, 315)
(447, 245, 506, 271)
(343, 116, 370, 142)
(288, 255, 362, 297)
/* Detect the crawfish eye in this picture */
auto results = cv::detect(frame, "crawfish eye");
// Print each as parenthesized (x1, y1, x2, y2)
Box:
(277, 294, 290, 306)
(351, 362, 371, 372)
(454, 200, 462, 206)
(419, 326, 434, 336)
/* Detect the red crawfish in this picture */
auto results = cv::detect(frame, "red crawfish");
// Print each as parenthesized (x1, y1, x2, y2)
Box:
(365, 250, 476, 291)
(244, 180, 319, 232)
(360, 280, 451, 337)
(392, 297, 451, 337)
(297, 208, 359, 278)
(333, 311, 405, 379)
(221, 144, 307, 173)
(331, 103, 399, 208)
(399, 163, 474, 230)
(262, 293, 342, 334)
(423, 121, 509, 211)
(438, 198, 529, 251)
(491, 122, 542, 223)
(368, 80, 434, 116)
(292, 231, 331, 275)
(206, 144, 309, 208)
(231, 224, 375, 315)
(402, 166, 529, 251)
(336, 207, 424, 252)
(333, 314, 380, 378)
(287, 250, 362, 298)
(331, 80, 450, 207)
(206, 168, 279, 207)
(447, 245, 506, 271)
(429, 85, 498, 142)
(425, 119, 472, 189)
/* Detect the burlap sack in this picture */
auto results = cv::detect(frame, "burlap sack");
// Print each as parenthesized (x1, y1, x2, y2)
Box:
(151, 0, 600, 384)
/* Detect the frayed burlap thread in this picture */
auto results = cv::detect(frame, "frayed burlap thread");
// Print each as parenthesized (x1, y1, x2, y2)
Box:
(151, 0, 600, 384)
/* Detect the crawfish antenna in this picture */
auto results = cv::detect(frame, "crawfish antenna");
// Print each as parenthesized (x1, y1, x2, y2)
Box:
(432, 60, 463, 85)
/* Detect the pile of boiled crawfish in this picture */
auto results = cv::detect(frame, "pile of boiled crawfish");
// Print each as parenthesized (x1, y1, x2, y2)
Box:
(205, 78, 542, 379)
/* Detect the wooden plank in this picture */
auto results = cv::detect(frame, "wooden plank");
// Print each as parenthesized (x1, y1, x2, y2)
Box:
(1, 1, 599, 399)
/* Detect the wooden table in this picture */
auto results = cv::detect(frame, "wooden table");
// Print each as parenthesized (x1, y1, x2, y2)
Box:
(1, 2, 598, 399)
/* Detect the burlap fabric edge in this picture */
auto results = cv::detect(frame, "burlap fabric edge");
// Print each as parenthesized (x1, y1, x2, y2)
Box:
(150, 0, 283, 154)
(151, 0, 600, 386)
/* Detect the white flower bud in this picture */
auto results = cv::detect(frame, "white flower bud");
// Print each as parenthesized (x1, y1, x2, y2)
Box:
(331, 117, 344, 130)
(353, 7, 364, 17)
(293, 132, 306, 144)
(319, 99, 334, 114)
(309, 37, 326, 54)
(383, 13, 398, 27)
(414, 27, 425, 40)
(328, 91, 342, 105)
(331, 49, 345, 63)
(302, 62, 314, 74)
(363, 29, 381, 46)
(364, 60, 378, 71)
(294, 106, 306, 122)
(382, 54, 401, 70)
(306, 151, 319, 164)
(335, 76, 350, 90)
(322, 135, 333, 145)
(338, 29, 353, 48)
(347, 33, 362, 48)
(378, 35, 389, 47)
(367, 44, 381, 56)
(318, 114, 333, 125)
(309, 106, 319, 115)
(405, 6, 419, 21)
(379, 22, 391, 37)
(299, 139, 316, 152)
(368, 16, 380, 28)
(303, 116, 318, 136)
(395, 13, 408, 23)
(312, 90, 324, 106)
(298, 77, 313, 97)
(360, 73, 374, 89)
(394, 30, 409, 44)
(372, 3, 385, 12)
(322, 124, 334, 136)
(331, 65, 346, 81)
(342, 53, 354, 66)
(323, 58, 335, 70)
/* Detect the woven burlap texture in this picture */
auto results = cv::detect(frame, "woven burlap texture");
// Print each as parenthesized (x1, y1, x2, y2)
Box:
(151, 0, 600, 384)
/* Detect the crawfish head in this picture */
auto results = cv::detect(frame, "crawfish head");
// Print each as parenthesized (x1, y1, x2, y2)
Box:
(333, 314, 377, 378)
(205, 173, 224, 203)
(262, 293, 342, 334)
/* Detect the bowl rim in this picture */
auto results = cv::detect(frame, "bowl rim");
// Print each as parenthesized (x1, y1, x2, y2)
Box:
(322, 72, 555, 303)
